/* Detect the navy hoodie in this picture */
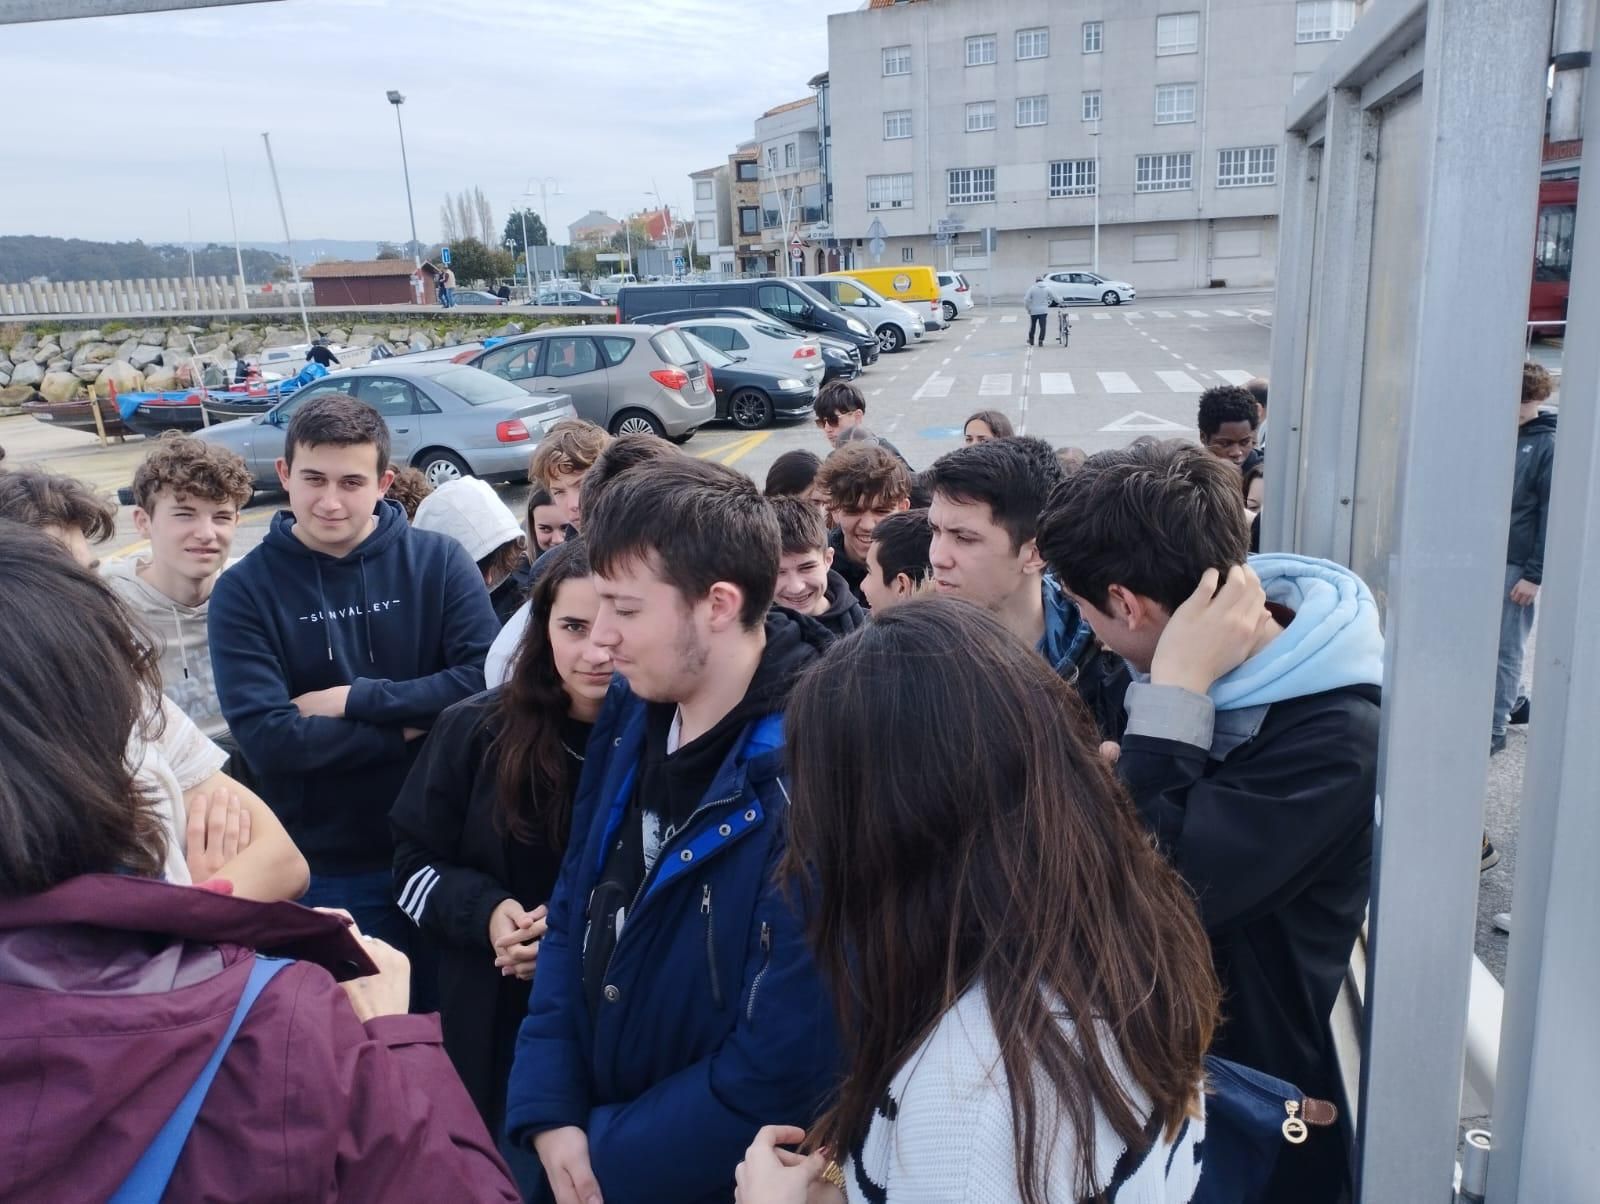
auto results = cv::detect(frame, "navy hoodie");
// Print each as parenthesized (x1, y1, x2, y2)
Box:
(209, 500, 499, 874)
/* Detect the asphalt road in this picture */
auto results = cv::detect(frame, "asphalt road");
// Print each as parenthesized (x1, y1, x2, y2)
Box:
(1, 288, 1531, 982)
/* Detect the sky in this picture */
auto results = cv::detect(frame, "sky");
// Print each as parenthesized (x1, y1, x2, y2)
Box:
(4, 0, 862, 247)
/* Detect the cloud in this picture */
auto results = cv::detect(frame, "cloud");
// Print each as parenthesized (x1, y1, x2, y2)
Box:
(3, 0, 860, 245)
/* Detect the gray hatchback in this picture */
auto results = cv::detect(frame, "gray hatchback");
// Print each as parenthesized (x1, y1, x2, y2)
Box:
(462, 324, 715, 440)
(196, 362, 576, 489)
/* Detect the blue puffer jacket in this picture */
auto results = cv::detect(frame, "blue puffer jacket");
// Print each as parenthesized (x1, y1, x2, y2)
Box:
(505, 675, 841, 1203)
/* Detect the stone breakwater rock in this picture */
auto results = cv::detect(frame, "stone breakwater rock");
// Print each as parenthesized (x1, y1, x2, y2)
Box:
(32, 342, 61, 365)
(409, 333, 432, 352)
(10, 361, 43, 387)
(71, 342, 115, 369)
(39, 371, 81, 403)
(95, 359, 145, 396)
(129, 344, 165, 369)
(493, 322, 524, 337)
(0, 383, 38, 405)
(144, 365, 179, 390)
(262, 328, 303, 349)
(321, 327, 349, 344)
(387, 327, 411, 342)
(58, 329, 103, 353)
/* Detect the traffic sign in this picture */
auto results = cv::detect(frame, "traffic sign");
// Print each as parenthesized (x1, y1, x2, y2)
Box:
(937, 217, 965, 234)
(790, 236, 804, 251)
(439, 246, 451, 266)
(869, 237, 887, 262)
(866, 218, 888, 240)
(673, 255, 685, 273)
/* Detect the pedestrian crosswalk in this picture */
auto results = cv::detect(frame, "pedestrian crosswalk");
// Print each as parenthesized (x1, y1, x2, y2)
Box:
(908, 366, 1259, 399)
(955, 306, 1270, 323)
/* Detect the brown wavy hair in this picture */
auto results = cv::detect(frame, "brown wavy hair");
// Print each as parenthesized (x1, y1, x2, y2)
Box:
(131, 432, 253, 512)
(0, 521, 168, 894)
(783, 598, 1219, 1202)
(491, 538, 593, 845)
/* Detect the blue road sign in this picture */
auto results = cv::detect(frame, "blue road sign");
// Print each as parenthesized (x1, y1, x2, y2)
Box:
(673, 255, 685, 273)
(440, 246, 451, 266)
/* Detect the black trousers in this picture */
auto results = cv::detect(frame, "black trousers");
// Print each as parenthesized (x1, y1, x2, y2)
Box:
(1028, 313, 1047, 342)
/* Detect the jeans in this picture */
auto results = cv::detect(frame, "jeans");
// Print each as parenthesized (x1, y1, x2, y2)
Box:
(1493, 561, 1536, 736)
(300, 869, 438, 1012)
(1027, 313, 1047, 343)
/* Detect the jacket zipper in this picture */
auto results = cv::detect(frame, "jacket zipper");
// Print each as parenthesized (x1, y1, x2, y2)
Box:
(702, 884, 723, 1008)
(601, 791, 741, 984)
(746, 921, 772, 1021)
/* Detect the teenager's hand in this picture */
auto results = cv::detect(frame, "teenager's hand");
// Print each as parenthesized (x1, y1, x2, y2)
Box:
(185, 789, 252, 883)
(402, 727, 428, 742)
(1510, 578, 1539, 606)
(735, 1127, 834, 1204)
(1099, 741, 1122, 767)
(534, 1127, 603, 1204)
(338, 924, 412, 1022)
(1150, 565, 1272, 696)
(493, 903, 548, 981)
(292, 685, 351, 718)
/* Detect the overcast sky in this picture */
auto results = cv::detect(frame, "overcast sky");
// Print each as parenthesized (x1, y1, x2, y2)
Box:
(7, 0, 861, 246)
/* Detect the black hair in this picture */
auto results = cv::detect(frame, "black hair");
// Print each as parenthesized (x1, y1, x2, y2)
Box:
(764, 449, 822, 497)
(284, 395, 391, 474)
(869, 508, 932, 588)
(1196, 386, 1260, 440)
(923, 438, 1058, 553)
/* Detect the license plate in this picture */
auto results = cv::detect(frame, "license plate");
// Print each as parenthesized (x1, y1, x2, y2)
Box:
(691, 377, 705, 393)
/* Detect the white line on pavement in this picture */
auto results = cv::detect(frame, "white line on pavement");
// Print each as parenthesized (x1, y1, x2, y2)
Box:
(1185, 363, 1198, 371)
(941, 357, 951, 366)
(999, 314, 1019, 324)
(1184, 310, 1209, 318)
(913, 373, 954, 400)
(1155, 344, 1170, 351)
(979, 373, 1013, 396)
(1097, 371, 1140, 394)
(870, 388, 884, 396)
(1039, 372, 1074, 395)
(1092, 313, 1110, 320)
(1156, 370, 1202, 393)
(1125, 312, 1145, 320)
(1215, 309, 1243, 317)
(1213, 369, 1255, 386)
(1017, 347, 1033, 434)
(1247, 308, 1271, 316)
(1153, 310, 1177, 318)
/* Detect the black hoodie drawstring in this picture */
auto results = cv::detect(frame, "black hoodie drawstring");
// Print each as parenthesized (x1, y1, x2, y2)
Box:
(312, 560, 333, 662)
(359, 556, 375, 664)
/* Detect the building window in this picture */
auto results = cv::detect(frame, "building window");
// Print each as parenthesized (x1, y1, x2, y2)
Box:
(965, 101, 997, 133)
(1082, 21, 1103, 52)
(1156, 83, 1197, 124)
(947, 167, 996, 205)
(1049, 159, 1098, 197)
(736, 161, 759, 182)
(739, 206, 760, 235)
(1082, 91, 1102, 121)
(1016, 27, 1049, 59)
(1295, 0, 1356, 42)
(1156, 11, 1201, 55)
(697, 219, 715, 240)
(966, 34, 997, 66)
(694, 180, 713, 201)
(901, 246, 915, 263)
(767, 147, 778, 170)
(884, 110, 912, 140)
(1217, 146, 1278, 187)
(1016, 96, 1049, 127)
(785, 143, 796, 168)
(882, 44, 912, 75)
(1136, 152, 1194, 192)
(866, 172, 914, 210)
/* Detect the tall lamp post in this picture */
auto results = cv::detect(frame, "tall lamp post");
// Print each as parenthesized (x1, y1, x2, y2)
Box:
(523, 177, 560, 289)
(386, 90, 421, 269)
(1090, 118, 1102, 274)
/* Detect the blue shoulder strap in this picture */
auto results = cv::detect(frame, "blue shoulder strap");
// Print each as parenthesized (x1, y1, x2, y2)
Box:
(109, 955, 291, 1203)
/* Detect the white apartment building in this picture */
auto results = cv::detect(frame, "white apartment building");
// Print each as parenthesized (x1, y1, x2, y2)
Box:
(826, 0, 1357, 298)
(690, 164, 735, 275)
(753, 96, 830, 273)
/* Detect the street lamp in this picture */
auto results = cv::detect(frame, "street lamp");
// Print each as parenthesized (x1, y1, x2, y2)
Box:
(523, 177, 560, 289)
(386, 90, 420, 270)
(1089, 118, 1102, 274)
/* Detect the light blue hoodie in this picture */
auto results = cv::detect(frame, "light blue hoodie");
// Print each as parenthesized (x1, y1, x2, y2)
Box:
(1210, 553, 1384, 711)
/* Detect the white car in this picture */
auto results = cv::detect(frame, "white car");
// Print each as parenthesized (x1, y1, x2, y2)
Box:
(797, 276, 924, 354)
(1043, 271, 1137, 306)
(591, 272, 639, 299)
(664, 317, 826, 388)
(936, 271, 976, 322)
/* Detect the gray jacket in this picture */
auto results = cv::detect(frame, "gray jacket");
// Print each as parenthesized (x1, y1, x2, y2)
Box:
(1023, 283, 1053, 315)
(1507, 410, 1557, 583)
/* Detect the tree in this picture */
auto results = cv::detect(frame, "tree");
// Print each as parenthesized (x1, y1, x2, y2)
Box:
(440, 201, 459, 245)
(502, 209, 550, 256)
(445, 237, 514, 287)
(472, 187, 494, 251)
(375, 242, 404, 260)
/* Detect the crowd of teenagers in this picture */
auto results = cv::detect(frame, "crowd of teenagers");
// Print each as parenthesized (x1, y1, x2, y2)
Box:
(0, 359, 1547, 1203)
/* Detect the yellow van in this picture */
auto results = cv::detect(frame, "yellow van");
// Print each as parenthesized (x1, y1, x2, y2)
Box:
(831, 266, 945, 329)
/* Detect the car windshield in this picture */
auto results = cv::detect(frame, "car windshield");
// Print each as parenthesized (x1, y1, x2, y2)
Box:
(788, 280, 839, 314)
(679, 331, 732, 368)
(429, 366, 529, 406)
(650, 328, 698, 366)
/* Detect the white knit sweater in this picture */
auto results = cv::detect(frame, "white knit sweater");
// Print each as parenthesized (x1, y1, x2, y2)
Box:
(842, 989, 1205, 1203)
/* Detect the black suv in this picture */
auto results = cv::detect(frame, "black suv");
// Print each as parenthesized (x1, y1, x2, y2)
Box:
(617, 279, 880, 366)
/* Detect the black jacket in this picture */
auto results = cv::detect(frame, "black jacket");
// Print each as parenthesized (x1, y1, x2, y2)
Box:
(1097, 683, 1380, 1104)
(389, 689, 587, 1135)
(828, 527, 870, 609)
(1507, 411, 1557, 583)
(811, 569, 865, 638)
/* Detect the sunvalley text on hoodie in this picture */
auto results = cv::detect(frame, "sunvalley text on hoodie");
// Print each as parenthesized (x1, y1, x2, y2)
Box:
(208, 500, 500, 874)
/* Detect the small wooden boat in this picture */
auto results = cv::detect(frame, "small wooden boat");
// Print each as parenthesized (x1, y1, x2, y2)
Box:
(122, 390, 210, 438)
(22, 396, 135, 438)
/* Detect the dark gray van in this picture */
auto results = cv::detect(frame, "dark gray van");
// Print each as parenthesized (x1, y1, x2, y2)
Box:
(617, 279, 881, 365)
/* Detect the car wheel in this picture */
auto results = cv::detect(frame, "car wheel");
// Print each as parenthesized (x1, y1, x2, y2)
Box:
(1102, 290, 1121, 306)
(942, 301, 958, 322)
(729, 388, 773, 430)
(610, 409, 666, 438)
(415, 448, 470, 486)
(876, 325, 905, 354)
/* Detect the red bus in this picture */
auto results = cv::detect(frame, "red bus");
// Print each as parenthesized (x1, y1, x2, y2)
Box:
(1530, 176, 1578, 326)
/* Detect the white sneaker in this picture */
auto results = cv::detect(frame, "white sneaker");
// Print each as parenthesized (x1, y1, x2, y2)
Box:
(1492, 912, 1512, 934)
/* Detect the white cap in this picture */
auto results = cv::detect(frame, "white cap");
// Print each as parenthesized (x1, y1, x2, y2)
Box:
(412, 477, 522, 562)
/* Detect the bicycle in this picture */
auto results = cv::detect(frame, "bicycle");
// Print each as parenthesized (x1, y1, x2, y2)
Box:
(1056, 306, 1071, 346)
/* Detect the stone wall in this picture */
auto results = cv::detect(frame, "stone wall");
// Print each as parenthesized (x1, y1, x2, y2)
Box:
(0, 312, 589, 407)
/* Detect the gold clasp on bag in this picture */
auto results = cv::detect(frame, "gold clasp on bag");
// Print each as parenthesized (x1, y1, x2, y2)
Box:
(1282, 1099, 1309, 1144)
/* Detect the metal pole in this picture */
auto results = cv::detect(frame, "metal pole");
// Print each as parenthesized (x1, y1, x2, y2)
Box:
(520, 207, 534, 296)
(222, 151, 248, 310)
(1092, 121, 1102, 274)
(389, 96, 420, 268)
(259, 132, 312, 341)
(540, 179, 553, 288)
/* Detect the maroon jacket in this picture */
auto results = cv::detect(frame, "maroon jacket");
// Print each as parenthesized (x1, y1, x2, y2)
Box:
(0, 875, 519, 1203)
